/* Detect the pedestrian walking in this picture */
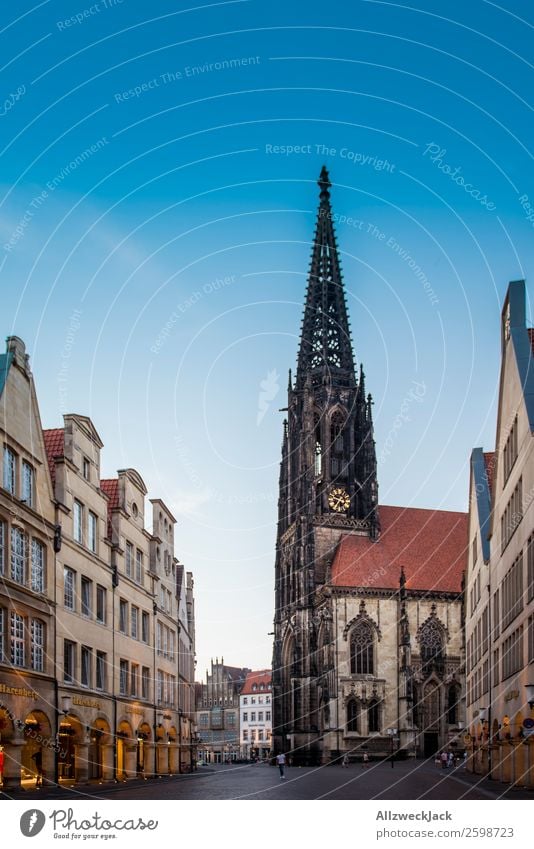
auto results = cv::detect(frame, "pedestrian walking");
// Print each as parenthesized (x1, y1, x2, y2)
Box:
(440, 751, 448, 769)
(447, 752, 454, 768)
(32, 749, 43, 788)
(362, 752, 369, 769)
(342, 753, 349, 768)
(276, 752, 286, 779)
(434, 754, 441, 768)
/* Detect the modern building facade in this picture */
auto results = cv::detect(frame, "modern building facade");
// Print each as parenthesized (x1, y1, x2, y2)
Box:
(196, 660, 248, 763)
(272, 170, 467, 765)
(466, 280, 534, 788)
(239, 669, 272, 760)
(0, 336, 197, 788)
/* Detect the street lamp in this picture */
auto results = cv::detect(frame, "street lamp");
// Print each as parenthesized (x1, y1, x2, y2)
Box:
(525, 685, 534, 710)
(387, 728, 397, 769)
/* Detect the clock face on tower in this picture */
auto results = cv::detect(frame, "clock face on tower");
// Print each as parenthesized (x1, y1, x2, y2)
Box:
(328, 487, 350, 513)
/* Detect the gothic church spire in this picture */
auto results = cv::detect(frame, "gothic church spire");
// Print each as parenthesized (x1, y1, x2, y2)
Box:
(296, 167, 355, 388)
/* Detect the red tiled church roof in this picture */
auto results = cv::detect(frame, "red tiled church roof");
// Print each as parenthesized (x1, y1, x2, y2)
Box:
(42, 428, 64, 485)
(241, 669, 272, 695)
(483, 452, 496, 496)
(331, 505, 467, 593)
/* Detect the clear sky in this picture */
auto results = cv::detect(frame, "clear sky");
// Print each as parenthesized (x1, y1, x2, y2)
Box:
(1, 0, 533, 677)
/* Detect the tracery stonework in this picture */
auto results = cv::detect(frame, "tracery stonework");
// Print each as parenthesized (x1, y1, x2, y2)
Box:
(272, 170, 467, 765)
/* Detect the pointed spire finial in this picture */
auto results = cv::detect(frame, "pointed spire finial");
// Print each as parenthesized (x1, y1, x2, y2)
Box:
(318, 165, 331, 203)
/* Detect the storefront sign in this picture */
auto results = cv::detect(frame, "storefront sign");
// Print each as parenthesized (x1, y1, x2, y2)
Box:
(72, 696, 102, 709)
(0, 683, 38, 699)
(504, 690, 519, 702)
(125, 706, 144, 716)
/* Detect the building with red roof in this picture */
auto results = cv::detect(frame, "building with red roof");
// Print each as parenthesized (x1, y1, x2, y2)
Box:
(272, 171, 468, 766)
(239, 670, 272, 759)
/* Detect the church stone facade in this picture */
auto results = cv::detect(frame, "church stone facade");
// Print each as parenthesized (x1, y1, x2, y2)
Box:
(272, 169, 467, 765)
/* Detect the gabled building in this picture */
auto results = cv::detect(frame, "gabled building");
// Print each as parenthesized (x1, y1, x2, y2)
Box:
(239, 669, 272, 759)
(272, 170, 468, 765)
(0, 337, 57, 789)
(196, 660, 249, 763)
(466, 280, 534, 788)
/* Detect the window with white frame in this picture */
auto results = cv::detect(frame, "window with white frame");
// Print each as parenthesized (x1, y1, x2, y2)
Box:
(119, 659, 128, 695)
(11, 527, 25, 584)
(96, 585, 106, 624)
(0, 520, 5, 575)
(3, 446, 16, 494)
(31, 538, 45, 593)
(157, 670, 163, 704)
(21, 461, 34, 506)
(125, 541, 133, 577)
(119, 599, 128, 633)
(64, 640, 75, 683)
(131, 664, 139, 697)
(81, 646, 91, 687)
(73, 500, 83, 543)
(131, 606, 138, 639)
(31, 619, 44, 672)
(157, 621, 163, 654)
(142, 611, 149, 643)
(88, 512, 97, 553)
(135, 549, 143, 584)
(96, 651, 106, 690)
(81, 577, 92, 617)
(10, 612, 25, 666)
(82, 457, 90, 480)
(0, 607, 5, 661)
(142, 666, 149, 699)
(64, 567, 75, 609)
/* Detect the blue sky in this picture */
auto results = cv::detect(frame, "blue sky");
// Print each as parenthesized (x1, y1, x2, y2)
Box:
(1, 0, 533, 674)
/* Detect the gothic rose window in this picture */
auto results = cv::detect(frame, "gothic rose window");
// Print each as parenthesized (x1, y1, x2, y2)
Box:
(350, 620, 374, 675)
(346, 699, 359, 732)
(419, 619, 444, 672)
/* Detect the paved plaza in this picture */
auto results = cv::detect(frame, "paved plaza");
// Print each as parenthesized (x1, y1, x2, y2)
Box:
(2, 760, 532, 802)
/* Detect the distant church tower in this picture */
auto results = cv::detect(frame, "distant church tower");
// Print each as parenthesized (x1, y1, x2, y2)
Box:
(272, 168, 380, 764)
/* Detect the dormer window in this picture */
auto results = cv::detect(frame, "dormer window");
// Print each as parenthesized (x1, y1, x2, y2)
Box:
(83, 457, 90, 481)
(3, 446, 16, 495)
(132, 502, 138, 518)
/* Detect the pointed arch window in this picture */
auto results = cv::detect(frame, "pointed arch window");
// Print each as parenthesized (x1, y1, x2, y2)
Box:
(314, 414, 322, 477)
(419, 618, 445, 673)
(368, 700, 380, 733)
(346, 699, 359, 733)
(350, 620, 374, 675)
(330, 411, 345, 479)
(447, 684, 460, 725)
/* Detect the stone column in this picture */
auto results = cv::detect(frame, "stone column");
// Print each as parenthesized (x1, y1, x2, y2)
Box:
(124, 744, 137, 780)
(102, 744, 114, 782)
(168, 743, 178, 775)
(74, 741, 89, 783)
(2, 729, 25, 790)
(156, 742, 168, 775)
(143, 742, 156, 778)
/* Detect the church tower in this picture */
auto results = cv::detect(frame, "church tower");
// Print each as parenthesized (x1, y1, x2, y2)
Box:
(272, 168, 380, 764)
